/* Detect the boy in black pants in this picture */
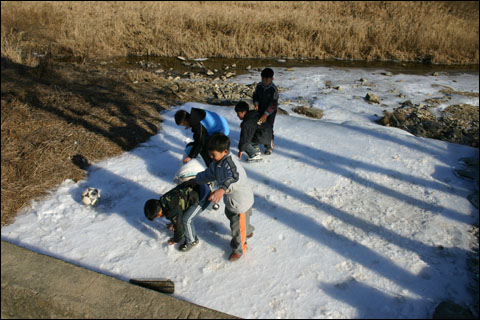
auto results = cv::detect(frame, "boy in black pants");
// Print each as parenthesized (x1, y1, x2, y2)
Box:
(253, 68, 279, 155)
(234, 101, 273, 162)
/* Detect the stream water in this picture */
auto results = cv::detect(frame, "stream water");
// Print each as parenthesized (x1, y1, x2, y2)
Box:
(112, 56, 478, 76)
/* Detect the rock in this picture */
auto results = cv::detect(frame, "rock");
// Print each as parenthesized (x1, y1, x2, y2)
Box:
(365, 93, 380, 104)
(292, 106, 323, 119)
(176, 56, 187, 61)
(376, 103, 478, 147)
(206, 70, 214, 76)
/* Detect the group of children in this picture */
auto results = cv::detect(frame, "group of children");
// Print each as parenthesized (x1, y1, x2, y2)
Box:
(144, 68, 278, 262)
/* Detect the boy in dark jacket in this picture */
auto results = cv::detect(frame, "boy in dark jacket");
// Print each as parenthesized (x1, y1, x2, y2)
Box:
(234, 101, 273, 162)
(144, 181, 211, 252)
(175, 107, 230, 167)
(252, 68, 279, 155)
(188, 133, 255, 262)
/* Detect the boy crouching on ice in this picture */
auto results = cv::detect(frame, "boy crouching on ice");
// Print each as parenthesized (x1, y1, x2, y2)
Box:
(235, 100, 273, 162)
(188, 132, 255, 262)
(144, 180, 211, 252)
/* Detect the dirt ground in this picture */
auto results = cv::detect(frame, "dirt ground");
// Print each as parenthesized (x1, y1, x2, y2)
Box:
(1, 56, 205, 226)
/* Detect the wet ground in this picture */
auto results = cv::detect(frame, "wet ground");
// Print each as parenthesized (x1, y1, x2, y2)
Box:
(104, 56, 479, 76)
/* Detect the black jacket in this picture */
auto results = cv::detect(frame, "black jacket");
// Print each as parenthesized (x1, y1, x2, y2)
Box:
(253, 82, 279, 116)
(238, 110, 273, 152)
(187, 108, 208, 159)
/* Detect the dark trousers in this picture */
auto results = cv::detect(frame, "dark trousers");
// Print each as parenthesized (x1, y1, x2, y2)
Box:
(224, 207, 254, 255)
(264, 111, 276, 149)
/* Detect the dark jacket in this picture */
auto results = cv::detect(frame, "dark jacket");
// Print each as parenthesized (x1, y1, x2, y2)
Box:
(253, 82, 279, 116)
(238, 110, 273, 152)
(187, 108, 209, 160)
(159, 182, 209, 242)
(195, 152, 254, 214)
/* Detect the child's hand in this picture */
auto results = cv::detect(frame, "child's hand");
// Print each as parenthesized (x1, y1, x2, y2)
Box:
(209, 189, 225, 204)
(238, 151, 243, 159)
(183, 157, 192, 163)
(259, 114, 267, 123)
(167, 238, 177, 245)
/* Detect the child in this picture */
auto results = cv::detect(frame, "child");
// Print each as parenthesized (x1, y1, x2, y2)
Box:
(175, 107, 230, 167)
(189, 132, 255, 262)
(234, 101, 273, 162)
(252, 67, 279, 155)
(144, 181, 211, 252)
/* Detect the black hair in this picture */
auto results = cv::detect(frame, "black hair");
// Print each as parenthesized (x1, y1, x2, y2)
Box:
(174, 110, 190, 125)
(235, 101, 250, 113)
(144, 199, 162, 221)
(206, 132, 230, 152)
(261, 68, 274, 78)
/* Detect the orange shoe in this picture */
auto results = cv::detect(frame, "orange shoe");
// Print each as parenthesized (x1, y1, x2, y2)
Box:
(228, 252, 242, 262)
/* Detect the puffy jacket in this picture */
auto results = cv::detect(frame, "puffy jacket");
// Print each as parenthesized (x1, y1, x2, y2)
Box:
(194, 153, 254, 214)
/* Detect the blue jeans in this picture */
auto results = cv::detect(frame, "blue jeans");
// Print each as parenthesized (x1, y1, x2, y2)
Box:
(245, 143, 261, 158)
(182, 204, 204, 244)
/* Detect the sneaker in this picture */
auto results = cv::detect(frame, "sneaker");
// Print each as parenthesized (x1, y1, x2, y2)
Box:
(264, 140, 274, 155)
(192, 236, 199, 246)
(179, 237, 199, 252)
(247, 153, 262, 162)
(228, 252, 242, 262)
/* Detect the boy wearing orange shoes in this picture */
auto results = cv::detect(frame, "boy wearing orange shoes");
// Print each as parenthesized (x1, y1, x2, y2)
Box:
(187, 133, 255, 261)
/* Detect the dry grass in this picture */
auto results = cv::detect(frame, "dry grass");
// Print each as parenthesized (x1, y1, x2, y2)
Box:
(1, 1, 478, 65)
(0, 57, 189, 226)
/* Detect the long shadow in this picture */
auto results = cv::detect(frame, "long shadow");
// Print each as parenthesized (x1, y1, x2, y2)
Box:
(225, 115, 473, 225)
(1, 57, 166, 152)
(341, 123, 447, 158)
(252, 187, 466, 300)
(248, 169, 469, 260)
(319, 278, 427, 318)
(268, 134, 474, 224)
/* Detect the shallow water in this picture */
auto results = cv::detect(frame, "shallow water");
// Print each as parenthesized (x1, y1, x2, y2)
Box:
(113, 56, 479, 76)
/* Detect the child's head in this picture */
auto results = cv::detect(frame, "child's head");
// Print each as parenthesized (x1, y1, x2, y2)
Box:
(235, 101, 250, 120)
(206, 133, 230, 162)
(260, 68, 274, 86)
(144, 199, 163, 221)
(174, 110, 191, 129)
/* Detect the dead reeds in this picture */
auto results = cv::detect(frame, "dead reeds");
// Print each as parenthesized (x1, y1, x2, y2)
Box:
(1, 1, 478, 65)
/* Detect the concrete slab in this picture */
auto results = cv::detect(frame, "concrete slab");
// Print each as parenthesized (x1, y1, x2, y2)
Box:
(1, 240, 237, 319)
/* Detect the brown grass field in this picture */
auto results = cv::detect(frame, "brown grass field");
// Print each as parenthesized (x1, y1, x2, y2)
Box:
(1, 1, 479, 226)
(1, 1, 479, 65)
